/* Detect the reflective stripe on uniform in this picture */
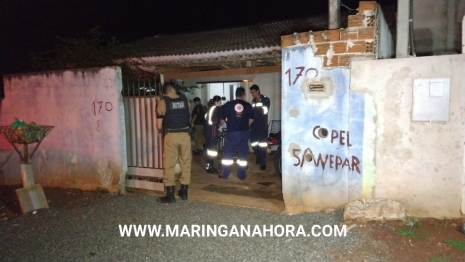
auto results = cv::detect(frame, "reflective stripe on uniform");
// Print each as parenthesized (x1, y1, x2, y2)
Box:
(221, 159, 234, 165)
(253, 102, 268, 115)
(250, 141, 259, 146)
(237, 160, 248, 167)
(207, 149, 218, 157)
(259, 142, 268, 147)
(207, 106, 216, 125)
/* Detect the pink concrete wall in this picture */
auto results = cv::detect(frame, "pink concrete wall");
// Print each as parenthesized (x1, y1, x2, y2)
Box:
(0, 67, 126, 193)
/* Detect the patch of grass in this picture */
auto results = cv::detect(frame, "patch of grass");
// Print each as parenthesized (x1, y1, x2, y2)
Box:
(444, 239, 465, 251)
(425, 255, 450, 262)
(397, 227, 422, 239)
(396, 226, 431, 240)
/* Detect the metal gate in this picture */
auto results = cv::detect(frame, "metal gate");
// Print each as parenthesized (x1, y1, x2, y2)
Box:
(123, 78, 164, 192)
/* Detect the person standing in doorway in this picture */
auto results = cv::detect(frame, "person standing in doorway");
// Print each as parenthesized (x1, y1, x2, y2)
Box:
(249, 84, 270, 170)
(204, 95, 223, 174)
(219, 87, 254, 180)
(156, 83, 192, 204)
(191, 97, 207, 155)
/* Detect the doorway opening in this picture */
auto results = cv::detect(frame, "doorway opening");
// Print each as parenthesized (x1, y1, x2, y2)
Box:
(187, 81, 283, 212)
(207, 82, 242, 103)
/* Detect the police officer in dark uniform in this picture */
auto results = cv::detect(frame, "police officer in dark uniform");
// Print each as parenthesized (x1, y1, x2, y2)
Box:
(204, 95, 222, 174)
(249, 84, 270, 170)
(219, 87, 254, 180)
(156, 83, 192, 204)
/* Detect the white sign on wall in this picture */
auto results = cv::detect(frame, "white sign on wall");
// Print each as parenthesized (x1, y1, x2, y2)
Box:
(412, 77, 451, 122)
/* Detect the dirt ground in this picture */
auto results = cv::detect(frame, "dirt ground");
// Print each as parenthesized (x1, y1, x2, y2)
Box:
(339, 219, 465, 262)
(1, 186, 464, 262)
(0, 185, 113, 221)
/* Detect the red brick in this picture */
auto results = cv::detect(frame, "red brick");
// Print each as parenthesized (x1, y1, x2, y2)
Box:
(281, 36, 294, 47)
(357, 27, 375, 40)
(365, 41, 375, 53)
(339, 54, 376, 68)
(338, 55, 356, 66)
(314, 43, 330, 56)
(346, 40, 367, 53)
(358, 1, 377, 13)
(340, 29, 358, 40)
(348, 15, 365, 28)
(311, 31, 324, 43)
(297, 32, 310, 44)
(322, 55, 338, 68)
(332, 42, 348, 54)
(281, 32, 312, 46)
(311, 29, 341, 43)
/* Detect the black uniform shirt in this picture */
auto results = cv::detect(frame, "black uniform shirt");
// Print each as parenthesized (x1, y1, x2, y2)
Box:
(251, 94, 270, 129)
(221, 99, 254, 132)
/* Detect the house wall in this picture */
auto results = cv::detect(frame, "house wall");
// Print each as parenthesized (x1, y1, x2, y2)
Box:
(281, 1, 379, 67)
(182, 72, 281, 123)
(0, 67, 127, 193)
(251, 73, 282, 123)
(281, 44, 366, 214)
(351, 54, 465, 218)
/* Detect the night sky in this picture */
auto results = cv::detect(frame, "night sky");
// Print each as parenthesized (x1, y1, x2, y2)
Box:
(1, 0, 397, 77)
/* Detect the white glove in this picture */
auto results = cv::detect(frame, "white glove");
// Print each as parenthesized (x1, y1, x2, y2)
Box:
(218, 123, 227, 131)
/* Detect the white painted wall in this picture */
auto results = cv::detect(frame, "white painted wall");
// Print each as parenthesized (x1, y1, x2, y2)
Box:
(0, 67, 126, 193)
(351, 54, 465, 218)
(252, 73, 282, 123)
(207, 82, 240, 103)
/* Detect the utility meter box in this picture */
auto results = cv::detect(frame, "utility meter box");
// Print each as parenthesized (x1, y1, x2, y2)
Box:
(412, 77, 450, 122)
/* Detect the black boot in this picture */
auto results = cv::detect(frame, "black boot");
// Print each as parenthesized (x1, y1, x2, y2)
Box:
(206, 158, 213, 169)
(158, 186, 176, 204)
(178, 184, 188, 200)
(206, 159, 218, 174)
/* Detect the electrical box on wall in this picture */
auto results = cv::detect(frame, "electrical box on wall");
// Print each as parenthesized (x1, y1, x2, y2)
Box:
(412, 77, 451, 122)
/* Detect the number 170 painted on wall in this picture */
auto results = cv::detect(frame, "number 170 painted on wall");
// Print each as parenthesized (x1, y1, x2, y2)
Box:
(284, 66, 318, 86)
(92, 101, 113, 132)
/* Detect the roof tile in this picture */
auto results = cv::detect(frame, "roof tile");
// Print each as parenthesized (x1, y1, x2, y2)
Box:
(130, 6, 395, 58)
(131, 13, 341, 57)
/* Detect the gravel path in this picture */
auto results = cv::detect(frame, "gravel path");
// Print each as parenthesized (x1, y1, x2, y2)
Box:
(0, 193, 389, 262)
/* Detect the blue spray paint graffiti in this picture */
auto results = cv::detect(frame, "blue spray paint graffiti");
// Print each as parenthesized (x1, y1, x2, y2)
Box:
(281, 44, 365, 210)
(348, 92, 365, 200)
